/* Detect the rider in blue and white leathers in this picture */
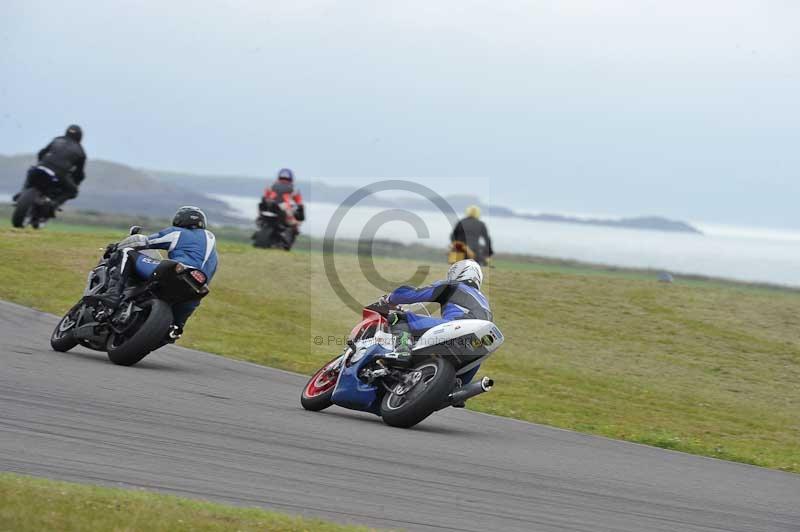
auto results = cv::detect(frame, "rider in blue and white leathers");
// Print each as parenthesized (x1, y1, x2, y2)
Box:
(142, 226, 218, 281)
(105, 206, 218, 340)
(383, 259, 490, 384)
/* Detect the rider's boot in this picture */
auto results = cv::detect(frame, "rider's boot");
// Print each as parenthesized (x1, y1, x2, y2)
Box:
(395, 331, 413, 364)
(378, 331, 413, 367)
(47, 194, 70, 218)
(91, 253, 131, 312)
(166, 325, 183, 343)
(91, 272, 124, 320)
(41, 197, 57, 218)
(451, 377, 466, 408)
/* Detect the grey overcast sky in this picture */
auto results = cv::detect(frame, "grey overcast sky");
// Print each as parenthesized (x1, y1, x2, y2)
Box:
(1, 1, 798, 228)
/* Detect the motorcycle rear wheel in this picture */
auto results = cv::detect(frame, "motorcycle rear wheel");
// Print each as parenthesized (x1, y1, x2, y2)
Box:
(11, 188, 37, 228)
(380, 357, 455, 428)
(252, 226, 276, 248)
(106, 299, 173, 366)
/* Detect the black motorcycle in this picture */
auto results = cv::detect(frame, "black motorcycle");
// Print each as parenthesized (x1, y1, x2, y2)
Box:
(11, 168, 62, 228)
(50, 226, 210, 366)
(252, 200, 304, 250)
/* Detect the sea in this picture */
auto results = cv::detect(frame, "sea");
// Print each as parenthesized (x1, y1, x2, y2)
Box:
(3, 192, 797, 287)
(213, 194, 800, 288)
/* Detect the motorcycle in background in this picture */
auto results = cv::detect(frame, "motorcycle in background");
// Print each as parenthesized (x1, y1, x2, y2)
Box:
(11, 168, 64, 228)
(301, 301, 503, 428)
(252, 199, 304, 250)
(50, 226, 210, 366)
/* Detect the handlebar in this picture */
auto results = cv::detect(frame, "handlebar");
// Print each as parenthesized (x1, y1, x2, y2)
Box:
(364, 300, 398, 316)
(103, 243, 118, 258)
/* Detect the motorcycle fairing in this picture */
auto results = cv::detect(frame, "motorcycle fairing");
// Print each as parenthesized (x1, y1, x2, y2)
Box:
(83, 264, 110, 297)
(331, 342, 390, 414)
(410, 319, 505, 376)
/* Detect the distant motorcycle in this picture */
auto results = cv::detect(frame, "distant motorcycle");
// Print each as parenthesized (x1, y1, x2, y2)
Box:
(11, 168, 62, 228)
(252, 200, 304, 251)
(50, 226, 210, 366)
(301, 302, 503, 428)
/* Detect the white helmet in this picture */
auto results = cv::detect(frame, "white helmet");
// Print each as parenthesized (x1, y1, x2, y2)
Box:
(447, 259, 483, 288)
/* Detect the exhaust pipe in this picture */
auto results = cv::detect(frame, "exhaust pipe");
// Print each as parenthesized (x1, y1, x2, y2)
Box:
(449, 376, 494, 405)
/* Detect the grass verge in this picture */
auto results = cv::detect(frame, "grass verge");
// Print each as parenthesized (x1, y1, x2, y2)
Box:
(0, 473, 371, 532)
(0, 221, 798, 472)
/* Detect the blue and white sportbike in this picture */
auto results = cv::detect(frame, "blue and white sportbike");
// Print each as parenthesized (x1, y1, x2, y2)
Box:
(301, 301, 504, 428)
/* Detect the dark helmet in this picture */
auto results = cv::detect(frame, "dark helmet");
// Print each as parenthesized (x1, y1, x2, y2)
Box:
(277, 168, 294, 181)
(172, 206, 207, 229)
(65, 124, 83, 142)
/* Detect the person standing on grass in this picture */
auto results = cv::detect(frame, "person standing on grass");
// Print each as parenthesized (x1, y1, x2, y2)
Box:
(450, 205, 494, 266)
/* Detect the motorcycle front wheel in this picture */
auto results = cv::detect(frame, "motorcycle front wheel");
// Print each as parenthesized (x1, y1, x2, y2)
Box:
(300, 355, 343, 411)
(380, 357, 455, 428)
(50, 302, 82, 352)
(106, 299, 173, 366)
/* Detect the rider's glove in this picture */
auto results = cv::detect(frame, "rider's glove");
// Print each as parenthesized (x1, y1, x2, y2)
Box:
(366, 295, 393, 314)
(117, 234, 149, 249)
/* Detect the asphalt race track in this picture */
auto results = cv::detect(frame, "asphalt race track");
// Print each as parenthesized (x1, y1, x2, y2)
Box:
(1, 300, 798, 531)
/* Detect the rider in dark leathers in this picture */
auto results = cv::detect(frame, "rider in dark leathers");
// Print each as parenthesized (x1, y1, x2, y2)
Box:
(16, 125, 87, 210)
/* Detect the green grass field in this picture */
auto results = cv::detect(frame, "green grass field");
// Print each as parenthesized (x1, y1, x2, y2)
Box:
(1, 222, 799, 474)
(0, 473, 371, 532)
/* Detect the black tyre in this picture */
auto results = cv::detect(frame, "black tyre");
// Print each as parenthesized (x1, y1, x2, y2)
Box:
(301, 355, 343, 411)
(280, 229, 296, 251)
(106, 299, 173, 366)
(380, 357, 456, 428)
(11, 188, 37, 228)
(50, 303, 81, 352)
(252, 226, 275, 248)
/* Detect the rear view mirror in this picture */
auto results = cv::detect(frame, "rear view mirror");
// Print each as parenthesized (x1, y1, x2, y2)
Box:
(129, 225, 142, 235)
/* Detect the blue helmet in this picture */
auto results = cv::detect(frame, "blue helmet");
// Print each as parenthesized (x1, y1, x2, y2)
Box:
(277, 168, 294, 181)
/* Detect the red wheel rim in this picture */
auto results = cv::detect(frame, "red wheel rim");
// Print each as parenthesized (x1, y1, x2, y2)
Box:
(304, 359, 340, 398)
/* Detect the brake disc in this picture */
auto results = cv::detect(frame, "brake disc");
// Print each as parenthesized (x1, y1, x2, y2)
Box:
(394, 370, 423, 396)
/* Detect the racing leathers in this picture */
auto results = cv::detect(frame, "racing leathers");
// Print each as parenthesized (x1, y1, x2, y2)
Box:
(259, 177, 304, 226)
(112, 226, 218, 329)
(386, 279, 492, 383)
(25, 135, 87, 205)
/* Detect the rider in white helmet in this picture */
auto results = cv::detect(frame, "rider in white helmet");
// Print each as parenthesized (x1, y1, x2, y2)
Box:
(373, 259, 491, 386)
